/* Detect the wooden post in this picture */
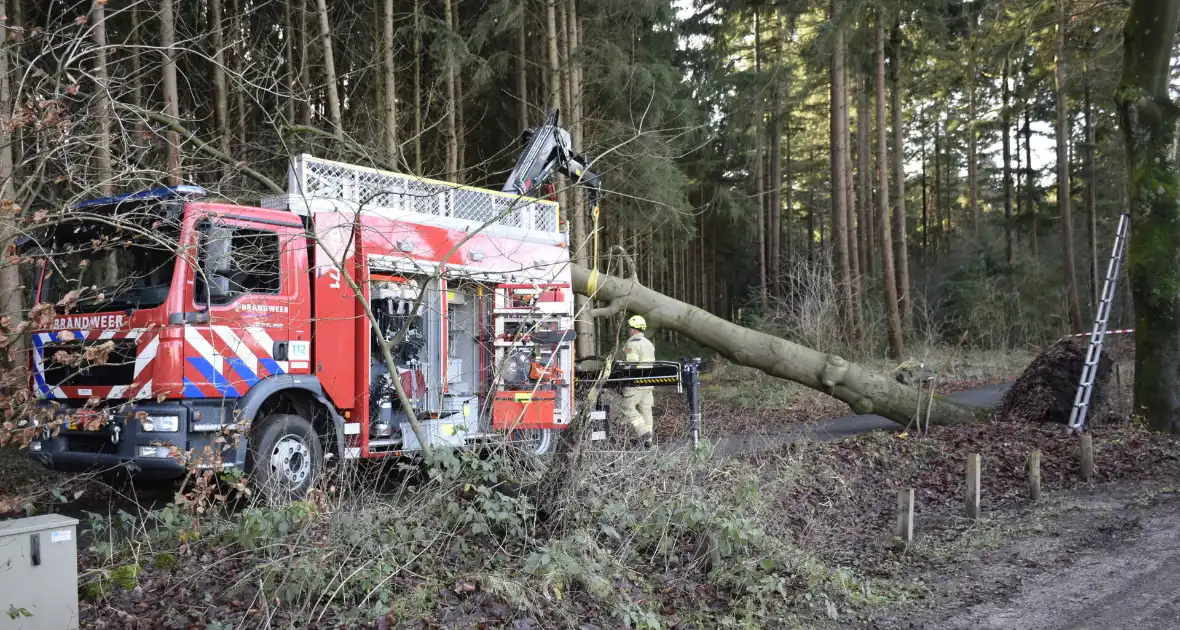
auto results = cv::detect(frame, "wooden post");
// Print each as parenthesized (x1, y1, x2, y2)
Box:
(895, 487, 914, 544)
(1080, 433, 1095, 481)
(1028, 449, 1041, 501)
(966, 453, 981, 519)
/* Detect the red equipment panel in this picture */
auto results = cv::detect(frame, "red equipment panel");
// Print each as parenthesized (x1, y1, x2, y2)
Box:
(492, 391, 558, 430)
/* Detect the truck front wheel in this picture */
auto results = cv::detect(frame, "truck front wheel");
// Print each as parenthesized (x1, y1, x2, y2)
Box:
(246, 413, 323, 501)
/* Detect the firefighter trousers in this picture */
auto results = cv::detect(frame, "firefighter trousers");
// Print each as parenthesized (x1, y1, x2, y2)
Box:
(619, 387, 654, 438)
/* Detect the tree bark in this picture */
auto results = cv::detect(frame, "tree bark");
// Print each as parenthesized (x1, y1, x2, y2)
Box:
(754, 9, 768, 309)
(890, 21, 911, 331)
(1055, 0, 1084, 333)
(1084, 78, 1099, 312)
(829, 0, 854, 338)
(443, 0, 459, 179)
(875, 14, 903, 358)
(517, 13, 529, 135)
(1025, 105, 1036, 257)
(769, 9, 784, 297)
(0, 0, 20, 345)
(1118, 0, 1180, 432)
(572, 265, 979, 426)
(413, 0, 423, 173)
(315, 0, 344, 140)
(567, 0, 594, 359)
(210, 0, 232, 179)
(91, 0, 113, 196)
(382, 0, 399, 169)
(299, 0, 312, 127)
(1002, 57, 1015, 265)
(966, 20, 979, 236)
(160, 0, 182, 185)
(932, 117, 941, 257)
(284, 0, 296, 126)
(857, 69, 873, 278)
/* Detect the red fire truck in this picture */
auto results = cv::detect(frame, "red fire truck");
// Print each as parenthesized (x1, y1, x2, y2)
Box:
(22, 111, 610, 498)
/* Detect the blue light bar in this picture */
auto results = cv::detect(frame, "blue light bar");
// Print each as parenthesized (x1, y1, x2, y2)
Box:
(71, 185, 208, 210)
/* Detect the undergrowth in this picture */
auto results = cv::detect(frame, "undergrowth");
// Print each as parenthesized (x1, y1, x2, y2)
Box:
(77, 444, 888, 629)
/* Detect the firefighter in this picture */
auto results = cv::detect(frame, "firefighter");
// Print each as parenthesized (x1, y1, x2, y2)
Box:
(618, 314, 656, 448)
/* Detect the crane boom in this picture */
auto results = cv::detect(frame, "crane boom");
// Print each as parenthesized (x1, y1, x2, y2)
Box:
(502, 109, 602, 210)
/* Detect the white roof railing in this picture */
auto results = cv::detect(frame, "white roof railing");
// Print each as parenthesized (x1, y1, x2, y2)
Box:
(260, 154, 563, 239)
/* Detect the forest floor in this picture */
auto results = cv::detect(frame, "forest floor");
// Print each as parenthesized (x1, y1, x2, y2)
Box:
(5, 340, 1180, 628)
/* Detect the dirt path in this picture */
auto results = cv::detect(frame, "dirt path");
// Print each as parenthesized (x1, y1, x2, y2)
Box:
(869, 481, 1180, 630)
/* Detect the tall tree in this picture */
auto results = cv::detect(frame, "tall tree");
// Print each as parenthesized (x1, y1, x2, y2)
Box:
(316, 0, 344, 140)
(382, 0, 399, 168)
(829, 0, 855, 338)
(1119, 0, 1180, 432)
(875, 12, 903, 358)
(443, 0, 459, 178)
(210, 0, 231, 177)
(1055, 0, 1084, 332)
(769, 9, 784, 296)
(160, 0, 182, 184)
(890, 21, 911, 330)
(1002, 58, 1015, 265)
(965, 20, 979, 236)
(857, 70, 874, 277)
(1084, 78, 1099, 309)
(91, 0, 113, 195)
(754, 9, 768, 309)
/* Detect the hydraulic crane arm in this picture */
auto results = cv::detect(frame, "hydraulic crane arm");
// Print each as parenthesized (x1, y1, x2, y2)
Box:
(502, 109, 602, 210)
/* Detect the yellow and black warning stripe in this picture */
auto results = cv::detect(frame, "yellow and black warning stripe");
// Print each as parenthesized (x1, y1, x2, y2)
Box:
(630, 377, 679, 385)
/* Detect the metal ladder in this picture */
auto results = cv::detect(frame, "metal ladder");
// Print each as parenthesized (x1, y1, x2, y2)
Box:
(1067, 212, 1130, 432)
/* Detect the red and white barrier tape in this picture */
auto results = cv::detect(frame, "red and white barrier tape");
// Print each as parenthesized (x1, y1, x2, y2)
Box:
(1067, 328, 1135, 338)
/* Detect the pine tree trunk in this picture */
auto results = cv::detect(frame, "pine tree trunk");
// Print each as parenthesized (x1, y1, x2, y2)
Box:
(316, 0, 344, 140)
(890, 22, 911, 331)
(284, 0, 296, 126)
(1119, 0, 1180, 432)
(0, 0, 20, 340)
(932, 119, 942, 258)
(1084, 79, 1099, 312)
(231, 0, 246, 152)
(966, 39, 979, 236)
(413, 1, 422, 173)
(1025, 106, 1036, 257)
(754, 9, 768, 309)
(567, 0, 594, 359)
(921, 123, 928, 260)
(517, 15, 529, 135)
(161, 0, 182, 185)
(211, 0, 231, 178)
(299, 0, 313, 127)
(875, 14, 903, 358)
(857, 69, 873, 279)
(443, 0, 459, 179)
(1002, 58, 1015, 265)
(829, 0, 854, 339)
(785, 121, 794, 261)
(845, 75, 860, 299)
(382, 0, 399, 169)
(769, 10, 784, 297)
(92, 0, 113, 195)
(1055, 0, 1084, 333)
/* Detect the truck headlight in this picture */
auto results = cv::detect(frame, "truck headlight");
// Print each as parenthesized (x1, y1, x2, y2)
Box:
(29, 441, 42, 452)
(140, 415, 179, 432)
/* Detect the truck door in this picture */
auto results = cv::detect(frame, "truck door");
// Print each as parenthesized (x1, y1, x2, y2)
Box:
(186, 218, 308, 398)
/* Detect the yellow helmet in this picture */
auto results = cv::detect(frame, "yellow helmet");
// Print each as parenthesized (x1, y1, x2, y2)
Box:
(627, 315, 647, 330)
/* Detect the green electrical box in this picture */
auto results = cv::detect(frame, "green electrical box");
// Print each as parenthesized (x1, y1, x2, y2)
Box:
(0, 514, 80, 630)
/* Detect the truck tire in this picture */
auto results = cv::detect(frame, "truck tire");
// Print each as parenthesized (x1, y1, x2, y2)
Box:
(246, 413, 323, 501)
(508, 428, 552, 456)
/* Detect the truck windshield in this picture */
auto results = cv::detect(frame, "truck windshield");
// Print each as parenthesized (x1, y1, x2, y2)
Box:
(32, 204, 183, 314)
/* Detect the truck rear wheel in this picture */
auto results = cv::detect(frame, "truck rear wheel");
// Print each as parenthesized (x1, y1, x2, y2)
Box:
(508, 428, 552, 455)
(246, 413, 323, 501)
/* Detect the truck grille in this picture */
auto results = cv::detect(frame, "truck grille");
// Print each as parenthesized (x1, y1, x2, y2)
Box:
(40, 339, 137, 387)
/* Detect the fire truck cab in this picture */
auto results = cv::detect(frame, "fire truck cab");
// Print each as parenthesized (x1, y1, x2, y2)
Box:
(23, 151, 584, 498)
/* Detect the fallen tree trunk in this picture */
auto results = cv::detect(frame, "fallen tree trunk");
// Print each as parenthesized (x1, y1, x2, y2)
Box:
(571, 264, 983, 426)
